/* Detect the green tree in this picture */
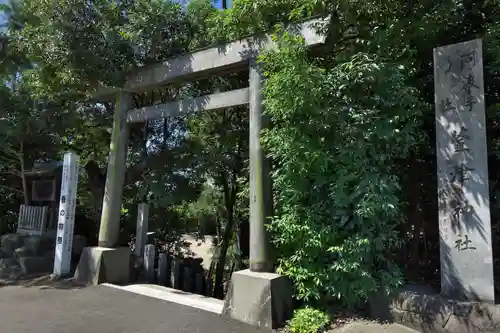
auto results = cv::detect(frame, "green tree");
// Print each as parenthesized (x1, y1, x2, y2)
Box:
(260, 33, 425, 307)
(186, 104, 249, 297)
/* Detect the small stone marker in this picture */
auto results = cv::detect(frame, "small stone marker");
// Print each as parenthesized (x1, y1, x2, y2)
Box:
(195, 272, 204, 295)
(134, 203, 149, 257)
(157, 253, 168, 286)
(146, 231, 156, 245)
(165, 255, 172, 287)
(171, 258, 181, 289)
(434, 39, 494, 302)
(206, 277, 213, 297)
(183, 266, 192, 292)
(144, 244, 155, 283)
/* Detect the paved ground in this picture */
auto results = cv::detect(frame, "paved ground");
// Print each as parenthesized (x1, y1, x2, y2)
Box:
(0, 275, 419, 333)
(329, 322, 419, 333)
(0, 284, 269, 333)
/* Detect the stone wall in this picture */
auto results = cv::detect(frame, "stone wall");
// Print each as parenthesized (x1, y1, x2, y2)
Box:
(0, 233, 87, 279)
(370, 285, 500, 333)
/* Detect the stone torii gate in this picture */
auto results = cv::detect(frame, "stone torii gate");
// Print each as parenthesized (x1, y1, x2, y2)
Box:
(74, 18, 328, 329)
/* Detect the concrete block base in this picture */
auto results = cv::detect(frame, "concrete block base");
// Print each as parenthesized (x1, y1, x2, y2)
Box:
(222, 269, 292, 329)
(74, 247, 130, 285)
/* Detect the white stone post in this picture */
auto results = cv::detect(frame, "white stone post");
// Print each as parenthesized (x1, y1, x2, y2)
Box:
(134, 203, 149, 257)
(53, 152, 80, 276)
(434, 39, 494, 302)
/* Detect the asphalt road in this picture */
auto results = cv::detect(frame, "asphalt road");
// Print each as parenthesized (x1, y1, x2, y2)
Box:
(0, 284, 269, 333)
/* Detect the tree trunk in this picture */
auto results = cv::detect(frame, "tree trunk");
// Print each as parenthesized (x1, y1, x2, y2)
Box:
(213, 208, 234, 298)
(19, 140, 29, 205)
(85, 160, 106, 225)
(213, 172, 237, 299)
(238, 218, 249, 260)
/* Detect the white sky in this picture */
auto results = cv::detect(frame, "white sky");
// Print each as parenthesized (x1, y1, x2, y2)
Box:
(0, 0, 7, 34)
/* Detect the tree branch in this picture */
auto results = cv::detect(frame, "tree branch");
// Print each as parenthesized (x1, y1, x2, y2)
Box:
(124, 149, 173, 185)
(1, 170, 21, 177)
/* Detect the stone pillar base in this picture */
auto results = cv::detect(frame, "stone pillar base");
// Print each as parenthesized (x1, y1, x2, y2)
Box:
(222, 269, 293, 329)
(74, 247, 130, 285)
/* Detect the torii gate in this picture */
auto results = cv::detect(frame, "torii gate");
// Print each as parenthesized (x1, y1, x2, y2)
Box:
(75, 17, 328, 329)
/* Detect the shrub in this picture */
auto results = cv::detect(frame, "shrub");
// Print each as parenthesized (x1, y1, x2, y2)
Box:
(260, 33, 425, 307)
(287, 307, 330, 333)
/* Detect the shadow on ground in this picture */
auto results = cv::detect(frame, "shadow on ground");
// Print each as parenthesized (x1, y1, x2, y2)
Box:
(0, 273, 86, 290)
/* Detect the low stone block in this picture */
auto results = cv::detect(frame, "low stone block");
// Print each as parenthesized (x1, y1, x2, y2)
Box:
(43, 249, 55, 260)
(368, 289, 393, 321)
(22, 236, 41, 253)
(20, 235, 55, 254)
(206, 277, 213, 297)
(14, 246, 36, 258)
(469, 303, 500, 332)
(222, 269, 293, 329)
(0, 257, 16, 269)
(74, 247, 130, 285)
(72, 235, 87, 257)
(374, 285, 500, 333)
(18, 256, 53, 275)
(157, 253, 168, 286)
(444, 315, 480, 333)
(195, 272, 204, 294)
(0, 233, 23, 246)
(171, 258, 181, 289)
(0, 250, 9, 259)
(1, 234, 24, 257)
(144, 244, 155, 283)
(183, 266, 192, 292)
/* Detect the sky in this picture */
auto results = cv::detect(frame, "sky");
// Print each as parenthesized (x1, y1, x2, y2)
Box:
(0, 0, 6, 28)
(212, 0, 226, 8)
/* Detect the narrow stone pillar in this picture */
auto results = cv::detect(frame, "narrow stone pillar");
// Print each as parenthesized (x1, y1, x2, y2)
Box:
(171, 258, 181, 289)
(206, 277, 213, 297)
(195, 272, 204, 294)
(183, 266, 192, 292)
(98, 91, 132, 248)
(157, 253, 168, 286)
(144, 244, 155, 283)
(135, 203, 149, 257)
(434, 39, 494, 302)
(248, 58, 273, 273)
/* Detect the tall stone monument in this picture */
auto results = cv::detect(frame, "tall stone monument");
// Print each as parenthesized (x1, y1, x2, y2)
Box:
(434, 39, 494, 302)
(53, 152, 79, 276)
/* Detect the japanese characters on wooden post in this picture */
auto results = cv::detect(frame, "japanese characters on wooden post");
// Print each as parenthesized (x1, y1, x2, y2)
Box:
(434, 39, 494, 302)
(53, 152, 80, 276)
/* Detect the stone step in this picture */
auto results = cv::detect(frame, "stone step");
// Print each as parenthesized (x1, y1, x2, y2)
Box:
(0, 257, 17, 269)
(1, 234, 24, 257)
(0, 258, 22, 280)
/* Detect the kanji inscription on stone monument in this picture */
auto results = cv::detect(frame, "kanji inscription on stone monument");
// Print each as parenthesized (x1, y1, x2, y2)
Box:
(53, 152, 80, 276)
(434, 39, 494, 302)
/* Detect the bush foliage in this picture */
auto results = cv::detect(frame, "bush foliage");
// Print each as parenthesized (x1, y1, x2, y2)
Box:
(287, 307, 330, 333)
(260, 33, 425, 307)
